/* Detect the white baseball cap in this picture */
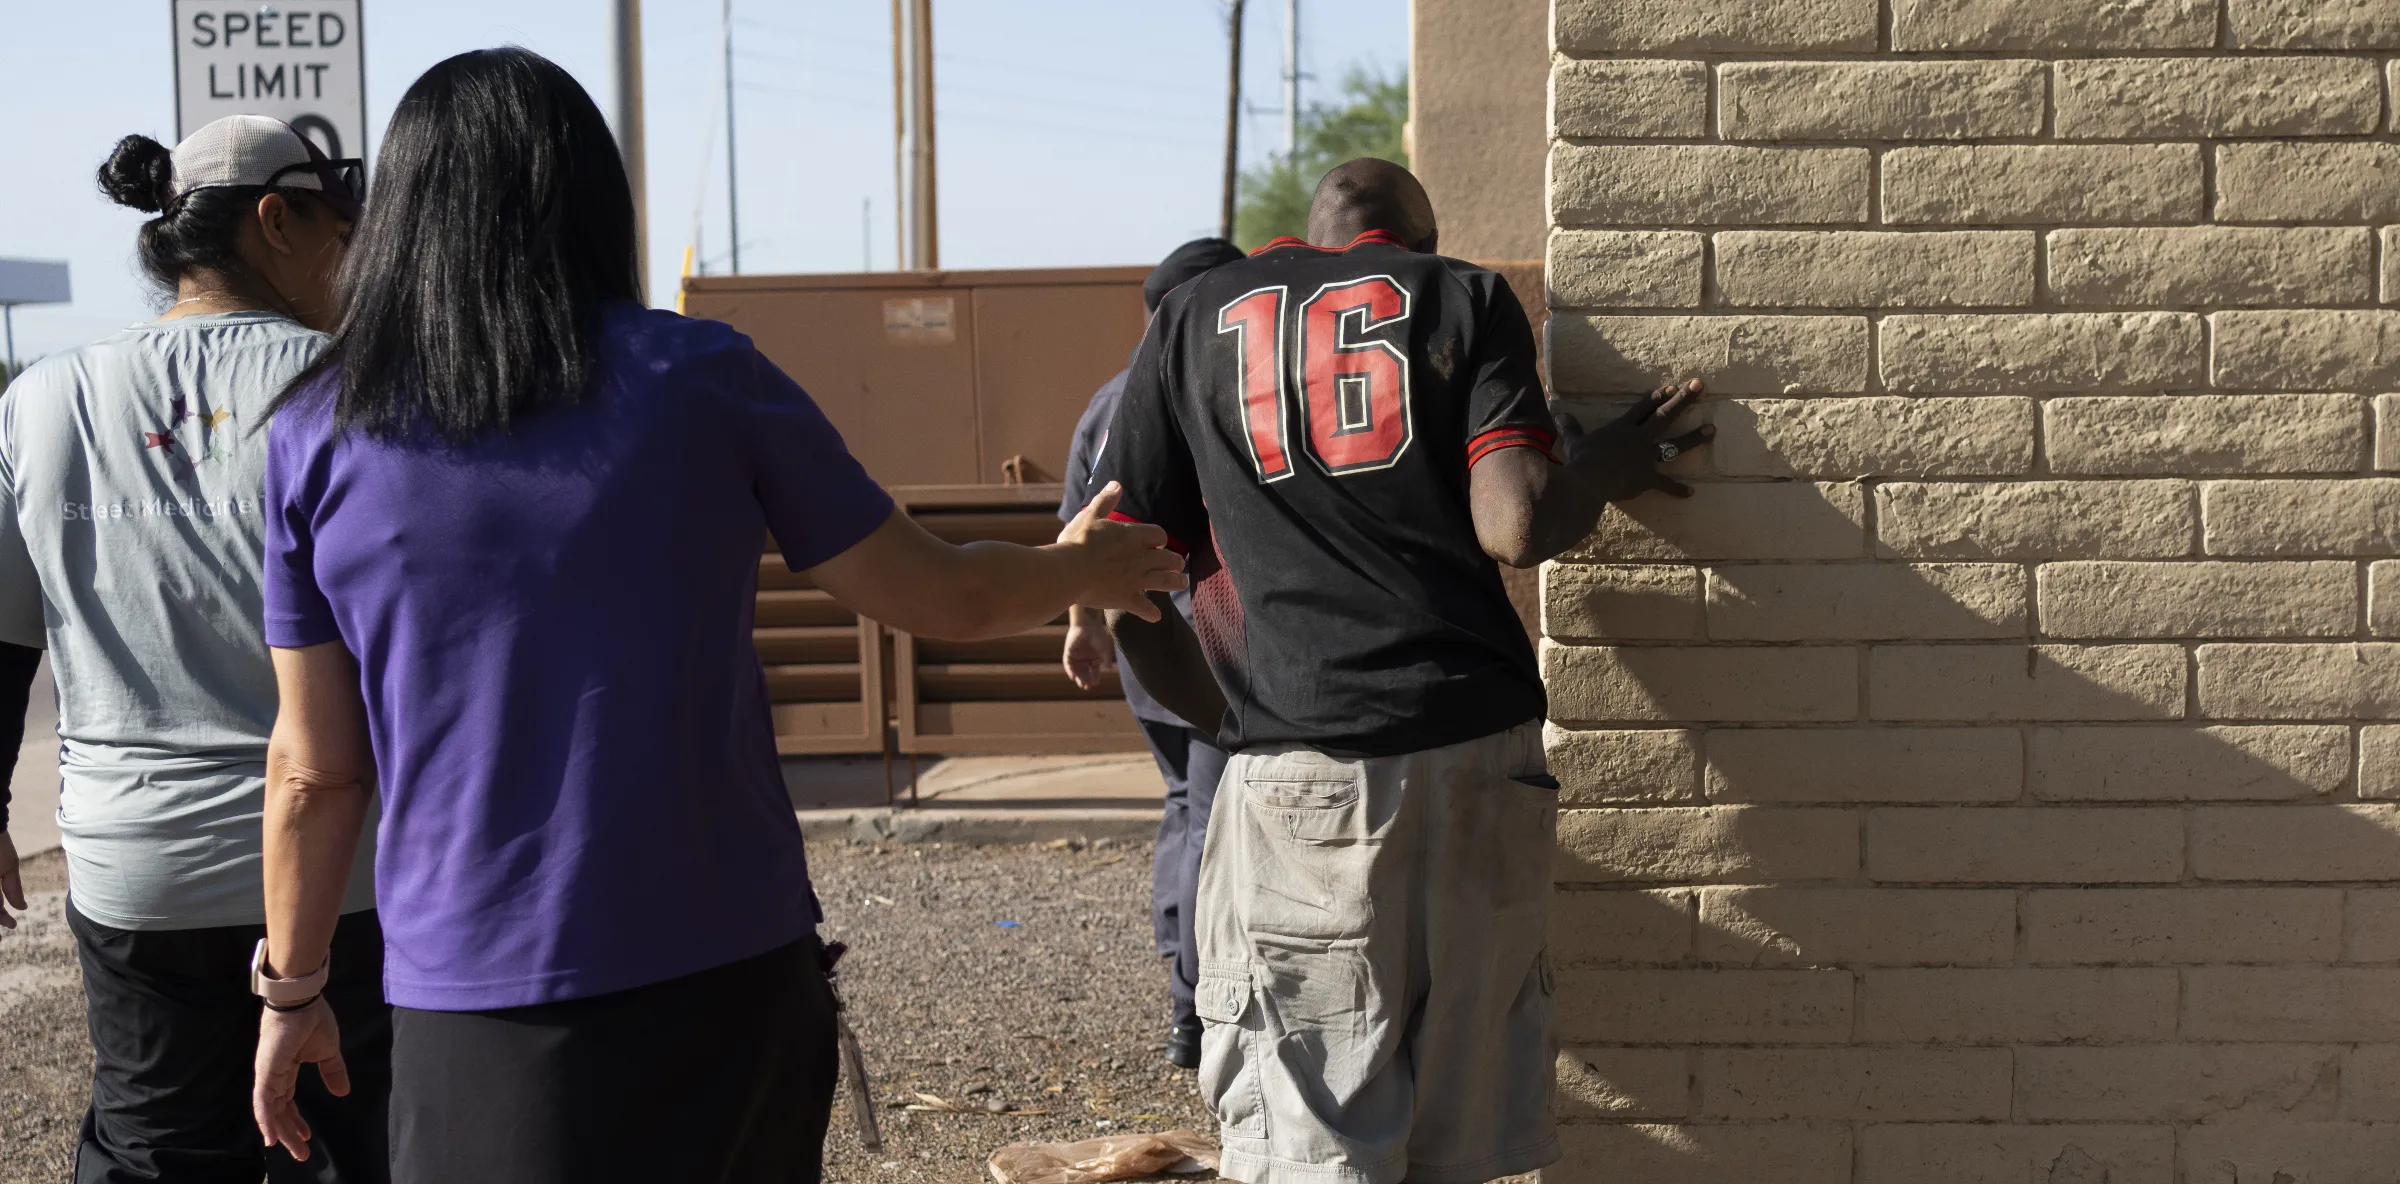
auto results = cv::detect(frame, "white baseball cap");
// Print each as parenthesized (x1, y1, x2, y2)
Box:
(170, 115, 364, 219)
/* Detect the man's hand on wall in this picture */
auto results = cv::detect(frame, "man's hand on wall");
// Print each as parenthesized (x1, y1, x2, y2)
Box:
(1562, 379, 1712, 501)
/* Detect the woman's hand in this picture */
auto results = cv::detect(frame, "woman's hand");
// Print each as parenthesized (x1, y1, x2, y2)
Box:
(255, 641, 373, 1161)
(1053, 483, 1185, 622)
(253, 997, 349, 1160)
(811, 490, 1185, 642)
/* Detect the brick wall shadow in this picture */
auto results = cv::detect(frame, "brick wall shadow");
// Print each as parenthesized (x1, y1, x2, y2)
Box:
(1535, 474, 2400, 1184)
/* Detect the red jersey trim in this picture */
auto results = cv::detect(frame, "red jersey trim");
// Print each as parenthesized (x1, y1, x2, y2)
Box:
(1249, 229, 1408, 257)
(1466, 426, 1559, 467)
(1105, 509, 1191, 556)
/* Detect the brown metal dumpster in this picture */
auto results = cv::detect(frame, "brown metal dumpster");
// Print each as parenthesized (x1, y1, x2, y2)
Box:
(684, 266, 1148, 488)
(690, 267, 1150, 756)
(690, 260, 1545, 758)
(886, 483, 1143, 755)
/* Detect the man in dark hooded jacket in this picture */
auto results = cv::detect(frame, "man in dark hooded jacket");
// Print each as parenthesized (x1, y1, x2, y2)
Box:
(1057, 237, 1244, 1069)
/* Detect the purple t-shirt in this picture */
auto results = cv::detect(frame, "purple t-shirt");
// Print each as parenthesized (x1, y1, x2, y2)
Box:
(264, 302, 894, 1011)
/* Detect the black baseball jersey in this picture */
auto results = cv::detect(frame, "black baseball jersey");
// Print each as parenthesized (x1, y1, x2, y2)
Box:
(1093, 230, 1556, 757)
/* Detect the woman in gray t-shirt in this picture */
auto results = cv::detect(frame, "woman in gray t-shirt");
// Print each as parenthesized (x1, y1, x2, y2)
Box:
(0, 117, 386, 1181)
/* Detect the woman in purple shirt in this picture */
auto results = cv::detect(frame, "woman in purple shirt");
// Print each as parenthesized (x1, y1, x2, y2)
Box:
(245, 49, 1181, 1184)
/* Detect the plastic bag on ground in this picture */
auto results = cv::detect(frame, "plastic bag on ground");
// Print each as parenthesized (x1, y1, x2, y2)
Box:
(986, 1130, 1220, 1184)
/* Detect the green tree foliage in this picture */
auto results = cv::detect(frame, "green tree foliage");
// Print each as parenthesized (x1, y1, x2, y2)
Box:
(1235, 68, 1408, 250)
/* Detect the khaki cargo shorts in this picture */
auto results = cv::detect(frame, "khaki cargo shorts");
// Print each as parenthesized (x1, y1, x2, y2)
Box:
(1194, 719, 1559, 1184)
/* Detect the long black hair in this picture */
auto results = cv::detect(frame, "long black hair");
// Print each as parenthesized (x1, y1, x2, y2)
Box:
(287, 47, 639, 442)
(96, 135, 326, 293)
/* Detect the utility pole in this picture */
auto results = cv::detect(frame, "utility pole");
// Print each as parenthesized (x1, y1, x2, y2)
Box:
(1220, 0, 1244, 241)
(722, 0, 740, 274)
(892, 0, 938, 269)
(611, 0, 649, 300)
(1283, 0, 1300, 161)
(915, 0, 938, 270)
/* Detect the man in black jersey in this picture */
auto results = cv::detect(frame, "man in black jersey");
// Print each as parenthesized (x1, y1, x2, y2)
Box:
(1092, 158, 1706, 1184)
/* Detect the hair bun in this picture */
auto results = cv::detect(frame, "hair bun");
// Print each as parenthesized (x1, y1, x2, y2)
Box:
(97, 135, 174, 214)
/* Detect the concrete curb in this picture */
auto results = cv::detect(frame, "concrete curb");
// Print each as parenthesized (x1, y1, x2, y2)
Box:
(796, 806, 1162, 845)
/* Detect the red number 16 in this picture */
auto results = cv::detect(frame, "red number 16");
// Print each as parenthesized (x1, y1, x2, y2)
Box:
(1216, 276, 1415, 482)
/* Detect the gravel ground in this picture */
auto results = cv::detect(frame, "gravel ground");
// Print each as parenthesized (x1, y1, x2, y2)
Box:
(1, 848, 81, 1184)
(0, 841, 1216, 1183)
(816, 839, 1219, 1182)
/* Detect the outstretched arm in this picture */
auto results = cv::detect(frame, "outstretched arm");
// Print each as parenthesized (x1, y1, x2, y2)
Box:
(810, 484, 1186, 642)
(1469, 380, 1712, 569)
(1107, 594, 1229, 732)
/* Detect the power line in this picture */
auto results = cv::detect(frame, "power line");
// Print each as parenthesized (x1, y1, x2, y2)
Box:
(733, 79, 1215, 145)
(735, 80, 882, 110)
(733, 48, 1200, 124)
(731, 13, 1219, 99)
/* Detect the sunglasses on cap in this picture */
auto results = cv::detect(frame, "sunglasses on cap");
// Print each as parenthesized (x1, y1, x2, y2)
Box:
(266, 156, 366, 222)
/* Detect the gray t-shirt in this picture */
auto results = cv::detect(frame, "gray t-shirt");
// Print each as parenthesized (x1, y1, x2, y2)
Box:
(0, 312, 374, 930)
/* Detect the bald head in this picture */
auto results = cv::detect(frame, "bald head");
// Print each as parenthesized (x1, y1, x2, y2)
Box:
(1306, 158, 1438, 253)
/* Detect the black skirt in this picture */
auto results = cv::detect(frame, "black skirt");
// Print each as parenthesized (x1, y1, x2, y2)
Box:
(389, 936, 840, 1184)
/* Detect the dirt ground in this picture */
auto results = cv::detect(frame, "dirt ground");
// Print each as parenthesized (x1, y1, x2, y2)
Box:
(0, 849, 79, 1184)
(0, 841, 1217, 1184)
(817, 839, 1220, 1182)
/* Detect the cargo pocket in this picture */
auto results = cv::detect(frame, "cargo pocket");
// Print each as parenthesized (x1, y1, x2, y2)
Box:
(1245, 769, 1365, 846)
(1487, 750, 1559, 915)
(1195, 964, 1268, 1138)
(1240, 757, 1377, 942)
(1504, 726, 1560, 796)
(1255, 944, 1391, 1107)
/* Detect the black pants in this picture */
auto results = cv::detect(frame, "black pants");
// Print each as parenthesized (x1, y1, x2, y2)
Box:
(69, 903, 391, 1184)
(390, 935, 840, 1184)
(1139, 717, 1229, 1032)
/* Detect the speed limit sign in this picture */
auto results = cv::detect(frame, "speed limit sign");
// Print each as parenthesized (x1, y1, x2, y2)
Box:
(172, 2, 366, 161)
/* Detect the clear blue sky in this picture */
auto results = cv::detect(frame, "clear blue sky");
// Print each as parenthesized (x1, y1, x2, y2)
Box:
(0, 0, 1408, 360)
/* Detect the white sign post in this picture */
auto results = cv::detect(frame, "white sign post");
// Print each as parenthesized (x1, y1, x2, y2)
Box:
(0, 259, 71, 374)
(172, 2, 366, 162)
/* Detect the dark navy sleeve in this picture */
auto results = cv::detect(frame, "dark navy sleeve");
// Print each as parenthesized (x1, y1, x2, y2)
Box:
(1058, 426, 1089, 525)
(1059, 376, 1122, 525)
(0, 393, 45, 649)
(0, 642, 35, 831)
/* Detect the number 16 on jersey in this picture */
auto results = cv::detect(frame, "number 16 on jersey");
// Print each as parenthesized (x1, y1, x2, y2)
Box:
(1217, 276, 1415, 482)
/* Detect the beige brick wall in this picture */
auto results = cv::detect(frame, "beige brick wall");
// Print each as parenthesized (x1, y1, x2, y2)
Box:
(1538, 1, 2400, 1178)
